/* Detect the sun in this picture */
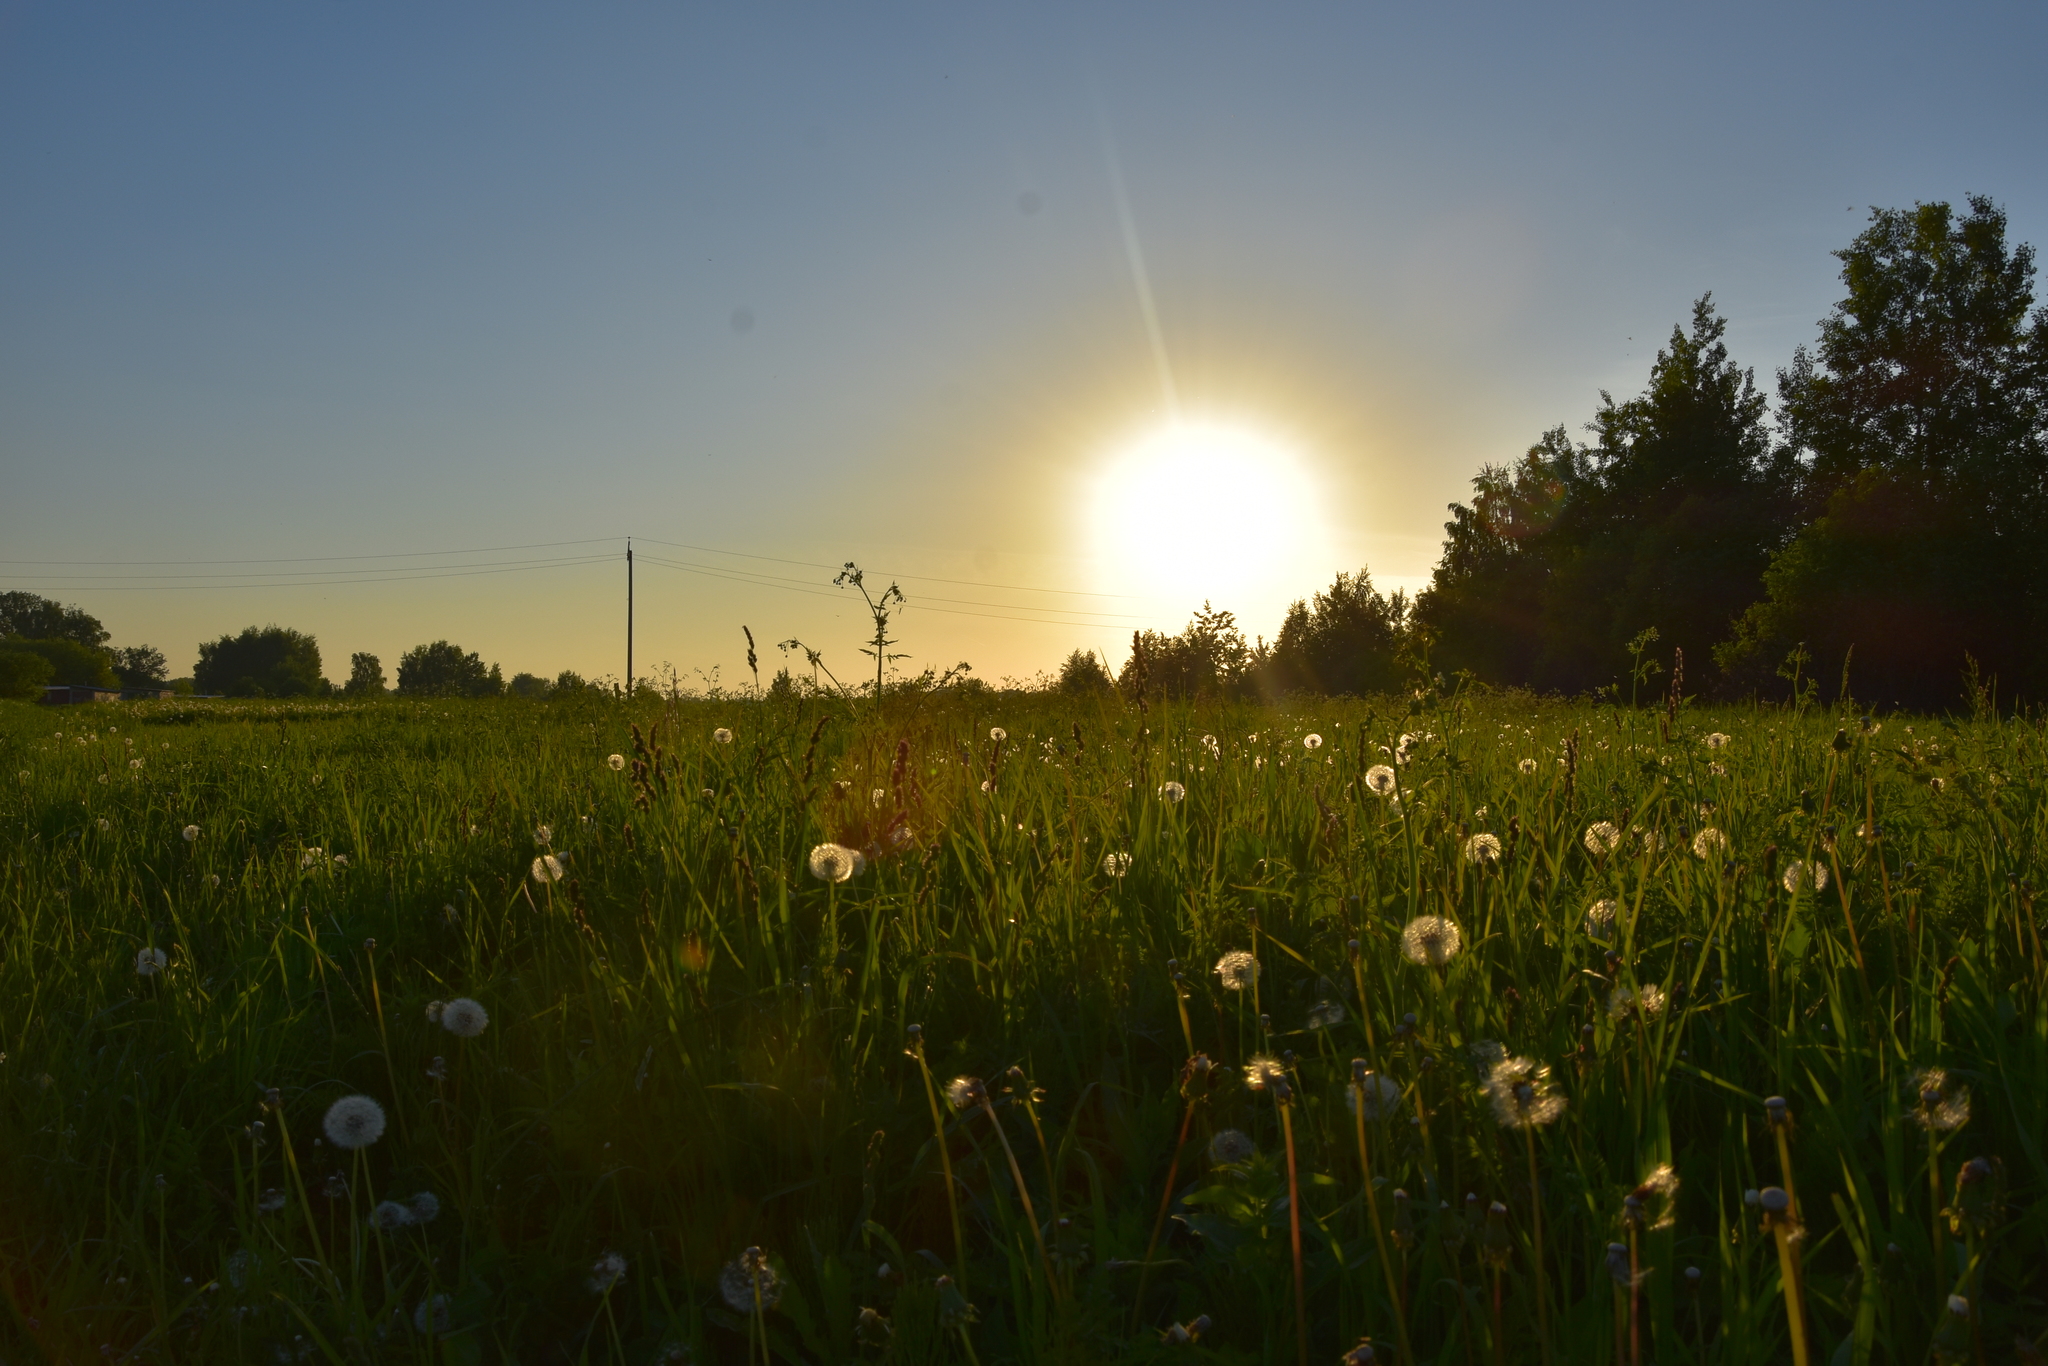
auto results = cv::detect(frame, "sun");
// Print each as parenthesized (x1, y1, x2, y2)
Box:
(1086, 420, 1332, 629)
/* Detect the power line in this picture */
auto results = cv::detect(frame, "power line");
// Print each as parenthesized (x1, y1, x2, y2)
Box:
(3, 556, 617, 591)
(3, 552, 616, 583)
(633, 555, 1132, 631)
(629, 537, 1133, 601)
(633, 550, 1147, 620)
(0, 537, 620, 566)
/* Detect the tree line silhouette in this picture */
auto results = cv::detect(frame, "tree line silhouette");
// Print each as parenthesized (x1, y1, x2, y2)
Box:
(1115, 197, 2048, 711)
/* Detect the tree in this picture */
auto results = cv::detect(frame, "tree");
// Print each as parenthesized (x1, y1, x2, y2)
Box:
(1118, 604, 1259, 700)
(112, 645, 169, 690)
(1264, 569, 1409, 697)
(344, 653, 387, 697)
(397, 641, 503, 697)
(1721, 198, 2048, 706)
(552, 670, 587, 693)
(2, 639, 118, 688)
(1055, 649, 1115, 695)
(0, 649, 55, 700)
(508, 672, 550, 698)
(0, 592, 108, 649)
(194, 626, 326, 697)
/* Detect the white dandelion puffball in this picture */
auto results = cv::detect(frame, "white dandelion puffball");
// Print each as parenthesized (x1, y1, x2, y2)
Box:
(368, 1200, 416, 1231)
(1202, 734, 1220, 756)
(1161, 780, 1186, 803)
(414, 1293, 452, 1336)
(531, 854, 565, 884)
(440, 998, 489, 1038)
(989, 727, 1007, 743)
(1584, 899, 1618, 940)
(408, 1191, 441, 1223)
(607, 754, 625, 771)
(1782, 859, 1828, 893)
(1909, 1068, 1971, 1132)
(1348, 1072, 1402, 1121)
(181, 824, 200, 843)
(1608, 984, 1667, 1020)
(1401, 916, 1463, 968)
(1306, 1000, 1346, 1030)
(1485, 1056, 1566, 1128)
(1207, 1129, 1256, 1164)
(1213, 950, 1259, 990)
(945, 1076, 986, 1110)
(1584, 821, 1622, 856)
(323, 1095, 388, 1149)
(1243, 1054, 1287, 1090)
(425, 1000, 445, 1023)
(807, 843, 859, 883)
(979, 778, 994, 793)
(713, 728, 734, 744)
(1364, 765, 1397, 796)
(300, 847, 323, 868)
(588, 1250, 629, 1294)
(1463, 833, 1502, 864)
(720, 1248, 784, 1313)
(135, 947, 168, 977)
(871, 788, 887, 807)
(129, 757, 142, 770)
(332, 854, 349, 868)
(533, 824, 553, 845)
(1303, 733, 1323, 750)
(1692, 828, 1728, 859)
(1703, 732, 1730, 750)
(1708, 761, 1728, 777)
(1102, 851, 1131, 878)
(1517, 758, 1538, 775)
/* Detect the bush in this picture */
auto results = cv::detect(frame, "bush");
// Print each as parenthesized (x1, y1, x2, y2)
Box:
(508, 672, 550, 698)
(195, 626, 325, 698)
(0, 649, 56, 700)
(1056, 649, 1114, 695)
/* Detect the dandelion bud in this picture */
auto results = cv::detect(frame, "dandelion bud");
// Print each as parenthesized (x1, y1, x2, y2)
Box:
(1351, 1058, 1370, 1086)
(1482, 1200, 1511, 1270)
(1390, 1189, 1415, 1250)
(1684, 1265, 1702, 1288)
(1765, 1096, 1790, 1127)
(1341, 1341, 1377, 1365)
(854, 1307, 893, 1347)
(1605, 1242, 1632, 1285)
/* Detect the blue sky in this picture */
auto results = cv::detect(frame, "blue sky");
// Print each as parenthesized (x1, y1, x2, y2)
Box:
(3, 3, 2043, 685)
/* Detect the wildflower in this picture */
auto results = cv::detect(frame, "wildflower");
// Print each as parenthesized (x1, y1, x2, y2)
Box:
(1213, 950, 1259, 990)
(1102, 851, 1131, 878)
(129, 757, 142, 770)
(1485, 1057, 1566, 1128)
(1306, 1000, 1346, 1030)
(719, 1247, 783, 1312)
(530, 854, 565, 883)
(181, 824, 200, 843)
(1584, 821, 1622, 856)
(1304, 734, 1323, 750)
(1584, 899, 1618, 940)
(588, 1250, 629, 1294)
(1929, 776, 1945, 793)
(1207, 1129, 1256, 1164)
(1364, 764, 1397, 795)
(1518, 758, 1538, 775)
(607, 754, 625, 771)
(945, 1076, 987, 1110)
(425, 1000, 445, 1023)
(440, 998, 489, 1038)
(322, 1095, 388, 1149)
(414, 1294, 452, 1335)
(135, 947, 168, 977)
(97, 816, 111, 830)
(1243, 1054, 1287, 1090)
(1910, 1068, 1970, 1131)
(1400, 915, 1463, 968)
(1708, 761, 1727, 777)
(1161, 780, 1186, 803)
(989, 727, 1007, 743)
(368, 1201, 416, 1230)
(1782, 859, 1828, 893)
(712, 728, 733, 744)
(1692, 827, 1727, 859)
(1704, 733, 1730, 749)
(408, 1192, 441, 1223)
(807, 843, 859, 884)
(1608, 983, 1667, 1020)
(1347, 1069, 1401, 1120)
(1201, 734, 1220, 757)
(534, 824, 553, 845)
(300, 847, 324, 868)
(1463, 832, 1501, 864)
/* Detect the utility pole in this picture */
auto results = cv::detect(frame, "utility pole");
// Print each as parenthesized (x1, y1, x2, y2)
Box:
(625, 539, 634, 699)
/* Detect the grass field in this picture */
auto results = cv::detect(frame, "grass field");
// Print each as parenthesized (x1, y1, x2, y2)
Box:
(1, 684, 2042, 1364)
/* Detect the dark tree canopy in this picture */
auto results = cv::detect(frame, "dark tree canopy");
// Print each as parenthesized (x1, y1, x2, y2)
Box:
(0, 593, 109, 650)
(0, 649, 56, 700)
(1055, 649, 1114, 696)
(1118, 605, 1258, 701)
(195, 626, 325, 698)
(508, 672, 550, 698)
(1, 639, 118, 689)
(344, 653, 387, 697)
(397, 641, 503, 697)
(1264, 570, 1408, 697)
(111, 645, 170, 689)
(1721, 198, 2048, 707)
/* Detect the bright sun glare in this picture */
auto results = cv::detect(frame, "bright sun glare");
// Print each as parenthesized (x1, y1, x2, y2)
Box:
(1088, 421, 1332, 629)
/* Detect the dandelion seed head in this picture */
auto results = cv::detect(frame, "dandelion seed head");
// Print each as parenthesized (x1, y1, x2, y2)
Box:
(530, 854, 565, 884)
(414, 1293, 452, 1335)
(322, 1095, 387, 1149)
(1400, 916, 1463, 968)
(1243, 1054, 1287, 1090)
(1608, 983, 1667, 1021)
(1463, 833, 1501, 864)
(440, 998, 489, 1038)
(1584, 821, 1622, 856)
(1584, 899, 1618, 940)
(1485, 1057, 1565, 1128)
(1692, 827, 1728, 859)
(1102, 851, 1131, 878)
(1207, 1128, 1256, 1164)
(368, 1200, 416, 1231)
(945, 1076, 985, 1110)
(1704, 733, 1730, 750)
(408, 1191, 441, 1223)
(1910, 1068, 1971, 1131)
(181, 824, 200, 843)
(1347, 1071, 1402, 1120)
(989, 727, 1007, 743)
(588, 1250, 629, 1294)
(719, 1247, 783, 1312)
(533, 824, 552, 845)
(1782, 859, 1828, 893)
(1517, 758, 1538, 775)
(607, 754, 625, 770)
(807, 842, 858, 883)
(1303, 733, 1323, 750)
(1161, 780, 1186, 803)
(712, 728, 733, 745)
(1213, 950, 1259, 990)
(1306, 1000, 1346, 1030)
(135, 947, 167, 977)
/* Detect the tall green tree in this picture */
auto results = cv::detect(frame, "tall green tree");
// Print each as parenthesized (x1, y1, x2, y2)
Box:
(1263, 569, 1409, 697)
(0, 592, 108, 649)
(1720, 198, 2048, 706)
(396, 641, 503, 697)
(111, 645, 169, 690)
(343, 653, 387, 697)
(194, 626, 325, 697)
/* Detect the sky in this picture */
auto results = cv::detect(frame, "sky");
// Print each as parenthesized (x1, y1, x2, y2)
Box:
(3, 2, 2044, 688)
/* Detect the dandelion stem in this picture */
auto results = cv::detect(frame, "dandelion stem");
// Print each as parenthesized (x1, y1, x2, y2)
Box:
(908, 1035, 968, 1285)
(1526, 1126, 1552, 1366)
(977, 1098, 1058, 1299)
(1132, 1089, 1200, 1336)
(1278, 1094, 1308, 1366)
(1353, 1084, 1411, 1365)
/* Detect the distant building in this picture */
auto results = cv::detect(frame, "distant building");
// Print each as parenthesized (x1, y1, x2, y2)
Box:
(120, 688, 176, 701)
(40, 685, 123, 705)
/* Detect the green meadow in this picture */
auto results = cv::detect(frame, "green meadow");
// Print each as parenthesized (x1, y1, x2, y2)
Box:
(1, 686, 2042, 1364)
